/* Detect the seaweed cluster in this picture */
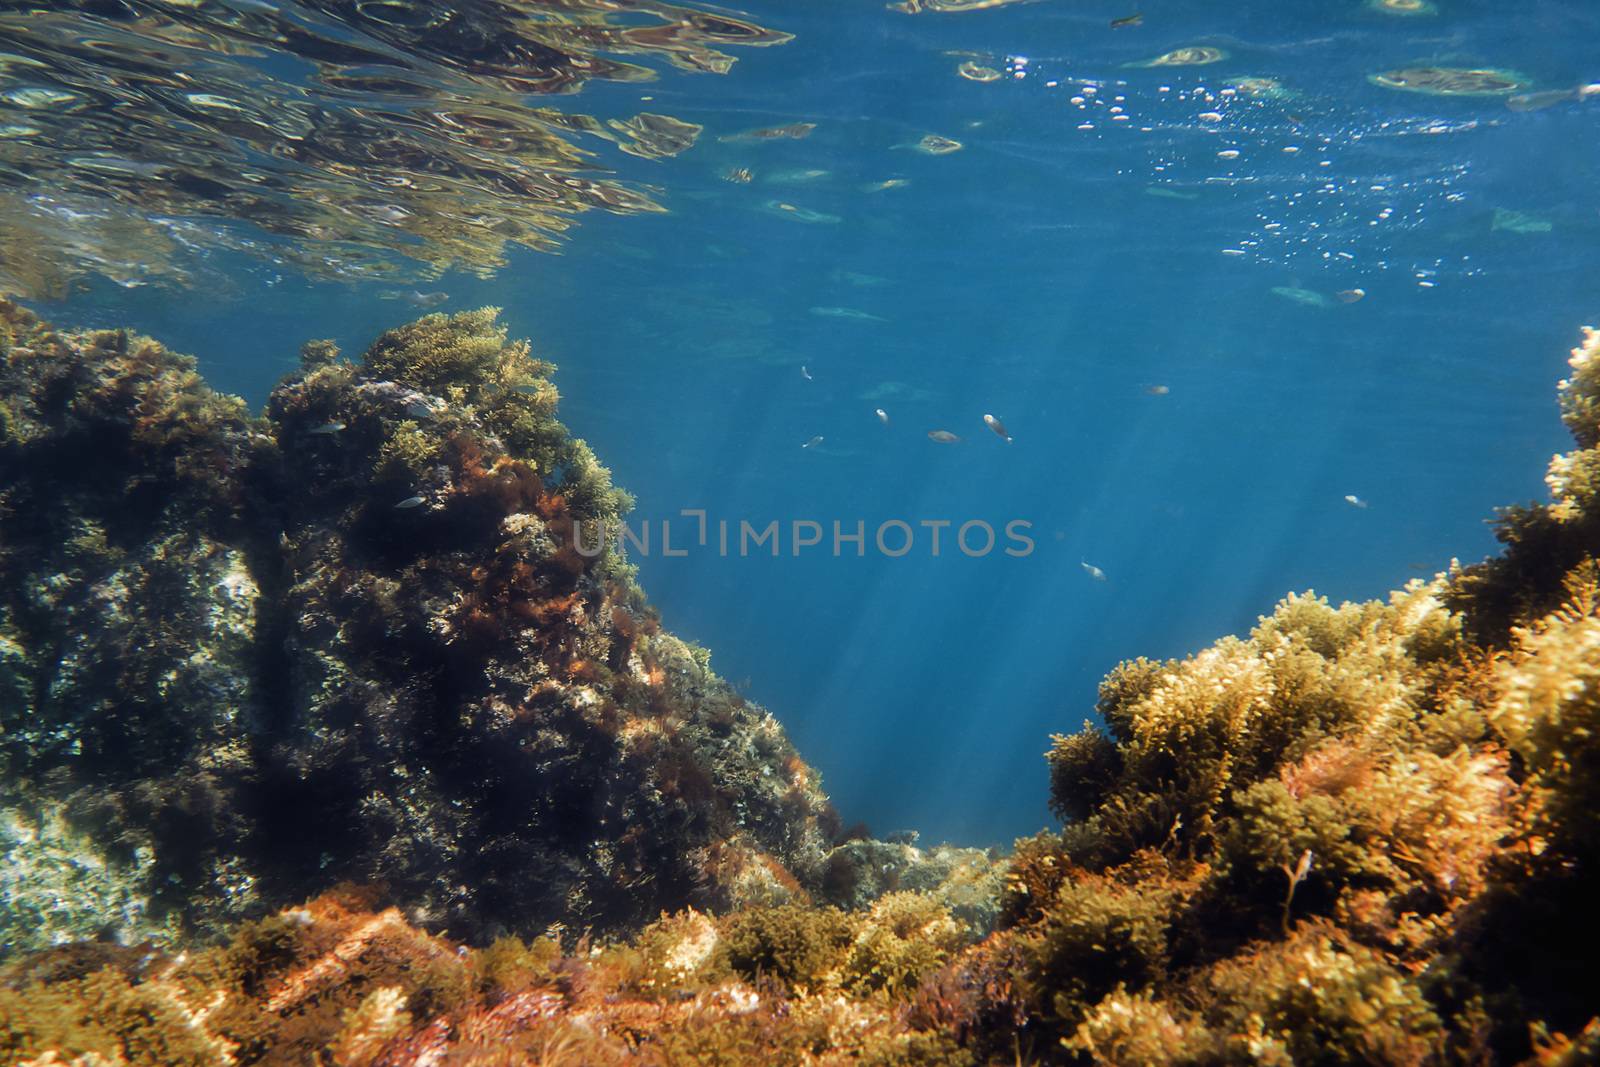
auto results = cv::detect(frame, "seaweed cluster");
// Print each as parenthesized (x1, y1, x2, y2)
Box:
(948, 327, 1600, 1064)
(5, 311, 1600, 1065)
(0, 0, 789, 296)
(0, 299, 882, 952)
(0, 884, 989, 1066)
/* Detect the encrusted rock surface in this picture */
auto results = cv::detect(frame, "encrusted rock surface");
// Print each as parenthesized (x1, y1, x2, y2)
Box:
(0, 300, 856, 949)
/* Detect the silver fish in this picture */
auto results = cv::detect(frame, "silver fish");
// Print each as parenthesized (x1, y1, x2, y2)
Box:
(1507, 88, 1579, 112)
(801, 365, 813, 381)
(927, 429, 960, 443)
(983, 413, 1012, 443)
(379, 288, 434, 306)
(1270, 285, 1331, 309)
(875, 408, 890, 424)
(809, 306, 885, 322)
(307, 421, 345, 435)
(1081, 560, 1108, 581)
(395, 495, 426, 509)
(802, 435, 824, 449)
(1344, 494, 1369, 509)
(767, 202, 840, 224)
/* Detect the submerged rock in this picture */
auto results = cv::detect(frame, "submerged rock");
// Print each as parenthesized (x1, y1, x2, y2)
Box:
(0, 300, 843, 948)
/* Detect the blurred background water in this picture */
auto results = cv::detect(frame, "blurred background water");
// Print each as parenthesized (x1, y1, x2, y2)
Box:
(16, 0, 1600, 843)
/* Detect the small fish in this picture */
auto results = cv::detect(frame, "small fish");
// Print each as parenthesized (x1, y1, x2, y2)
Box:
(809, 306, 885, 322)
(394, 495, 426, 509)
(927, 429, 960, 443)
(1110, 13, 1143, 28)
(722, 166, 754, 183)
(1491, 207, 1552, 235)
(801, 365, 813, 381)
(1506, 88, 1580, 112)
(1145, 384, 1170, 396)
(983, 413, 1013, 443)
(1335, 288, 1366, 304)
(1081, 560, 1108, 581)
(836, 270, 890, 287)
(307, 421, 345, 435)
(766, 201, 841, 224)
(721, 122, 816, 142)
(863, 179, 910, 193)
(767, 168, 829, 183)
(403, 290, 449, 309)
(802, 435, 824, 449)
(1271, 285, 1331, 309)
(875, 408, 890, 424)
(1344, 494, 1369, 509)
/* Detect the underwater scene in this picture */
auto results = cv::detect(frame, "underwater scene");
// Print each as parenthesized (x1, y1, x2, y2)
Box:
(2, 0, 1600, 1062)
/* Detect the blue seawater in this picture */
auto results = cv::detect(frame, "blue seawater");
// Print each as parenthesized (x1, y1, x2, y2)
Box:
(25, 0, 1600, 846)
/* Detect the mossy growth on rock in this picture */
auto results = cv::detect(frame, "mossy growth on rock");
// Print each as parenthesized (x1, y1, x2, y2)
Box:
(0, 888, 980, 1067)
(1448, 325, 1600, 642)
(970, 568, 1584, 1061)
(0, 300, 853, 950)
(924, 328, 1600, 1065)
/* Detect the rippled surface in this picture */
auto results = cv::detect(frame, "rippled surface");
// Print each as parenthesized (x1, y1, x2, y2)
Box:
(0, 0, 787, 296)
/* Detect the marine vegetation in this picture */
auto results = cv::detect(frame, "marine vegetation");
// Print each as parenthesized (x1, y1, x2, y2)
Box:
(4, 310, 1600, 1065)
(962, 326, 1600, 1064)
(0, 299, 899, 952)
(0, 885, 987, 1067)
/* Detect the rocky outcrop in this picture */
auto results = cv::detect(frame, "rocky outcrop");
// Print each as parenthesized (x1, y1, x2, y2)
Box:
(0, 301, 842, 949)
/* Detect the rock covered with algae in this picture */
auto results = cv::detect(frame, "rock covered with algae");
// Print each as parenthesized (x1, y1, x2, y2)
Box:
(938, 324, 1600, 1065)
(0, 303, 263, 949)
(0, 299, 860, 950)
